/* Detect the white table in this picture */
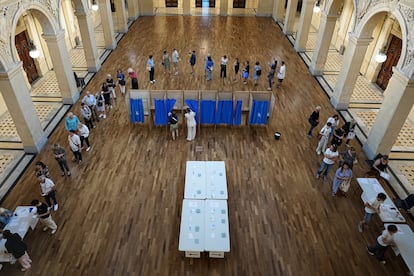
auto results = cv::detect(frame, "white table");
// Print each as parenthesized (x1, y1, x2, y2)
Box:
(357, 178, 406, 223)
(184, 161, 207, 199)
(204, 200, 230, 258)
(384, 224, 414, 274)
(205, 161, 228, 200)
(178, 199, 205, 258)
(0, 206, 38, 263)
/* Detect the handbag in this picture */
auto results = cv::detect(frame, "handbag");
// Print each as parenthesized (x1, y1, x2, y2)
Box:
(347, 131, 356, 140)
(339, 179, 351, 193)
(147, 66, 151, 71)
(317, 133, 322, 140)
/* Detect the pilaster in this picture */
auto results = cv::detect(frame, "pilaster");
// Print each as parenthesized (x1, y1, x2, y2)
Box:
(115, 0, 128, 33)
(283, 0, 298, 35)
(220, 0, 228, 16)
(0, 63, 47, 153)
(127, 0, 139, 20)
(98, 0, 116, 49)
(42, 31, 79, 104)
(257, 0, 273, 17)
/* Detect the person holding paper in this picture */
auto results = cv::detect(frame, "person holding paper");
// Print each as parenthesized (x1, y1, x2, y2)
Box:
(369, 154, 389, 179)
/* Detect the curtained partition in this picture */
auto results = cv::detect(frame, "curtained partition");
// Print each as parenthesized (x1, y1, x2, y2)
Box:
(130, 98, 145, 123)
(184, 90, 199, 123)
(233, 100, 242, 126)
(200, 91, 217, 125)
(248, 92, 272, 125)
(216, 92, 233, 125)
(128, 90, 151, 126)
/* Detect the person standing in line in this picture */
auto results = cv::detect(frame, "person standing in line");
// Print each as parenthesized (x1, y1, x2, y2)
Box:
(77, 123, 91, 152)
(220, 55, 228, 80)
(206, 56, 214, 81)
(38, 175, 59, 211)
(326, 114, 340, 137)
(189, 50, 196, 75)
(204, 54, 211, 77)
(185, 107, 196, 141)
(2, 230, 32, 271)
(168, 111, 179, 140)
(253, 61, 262, 86)
(101, 82, 112, 110)
(276, 61, 286, 88)
(343, 119, 357, 147)
(331, 162, 353, 196)
(316, 122, 332, 155)
(34, 161, 50, 178)
(358, 192, 387, 232)
(147, 55, 155, 84)
(0, 207, 13, 229)
(172, 48, 180, 75)
(82, 91, 99, 122)
(53, 143, 71, 176)
(242, 60, 250, 85)
(65, 112, 80, 132)
(162, 50, 171, 75)
(106, 74, 116, 104)
(267, 63, 276, 90)
(307, 106, 321, 137)
(331, 126, 345, 147)
(127, 68, 139, 89)
(31, 199, 58, 235)
(116, 69, 126, 96)
(316, 144, 339, 180)
(68, 130, 82, 164)
(80, 103, 95, 130)
(96, 91, 106, 119)
(367, 224, 398, 264)
(233, 58, 240, 82)
(340, 146, 357, 170)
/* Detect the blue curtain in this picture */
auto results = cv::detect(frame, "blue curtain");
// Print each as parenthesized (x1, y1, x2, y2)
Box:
(200, 100, 216, 124)
(233, 100, 242, 126)
(166, 98, 176, 113)
(130, 98, 144, 123)
(184, 99, 198, 122)
(249, 100, 269, 125)
(154, 99, 167, 126)
(216, 100, 233, 125)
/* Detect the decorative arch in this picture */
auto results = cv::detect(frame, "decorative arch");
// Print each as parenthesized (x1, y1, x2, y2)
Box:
(353, 1, 414, 78)
(323, 0, 346, 16)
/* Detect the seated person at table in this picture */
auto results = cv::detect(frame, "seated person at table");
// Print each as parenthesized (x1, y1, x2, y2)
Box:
(367, 154, 389, 178)
(0, 207, 13, 229)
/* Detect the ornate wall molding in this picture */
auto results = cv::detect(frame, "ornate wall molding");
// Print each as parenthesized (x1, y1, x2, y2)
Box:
(397, 2, 414, 76)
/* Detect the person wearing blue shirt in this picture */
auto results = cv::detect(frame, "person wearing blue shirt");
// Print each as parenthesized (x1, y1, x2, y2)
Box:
(206, 56, 214, 81)
(65, 112, 80, 132)
(147, 55, 155, 84)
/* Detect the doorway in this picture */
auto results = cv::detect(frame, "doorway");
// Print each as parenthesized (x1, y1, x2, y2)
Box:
(376, 35, 402, 90)
(196, 0, 215, 8)
(165, 0, 178, 7)
(15, 31, 39, 84)
(233, 0, 246, 8)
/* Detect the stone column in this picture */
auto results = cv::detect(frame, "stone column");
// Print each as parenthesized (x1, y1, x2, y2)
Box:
(0, 63, 47, 153)
(363, 68, 414, 159)
(309, 12, 339, 75)
(127, 0, 139, 20)
(257, 0, 273, 17)
(294, 0, 314, 52)
(183, 0, 191, 15)
(273, 0, 285, 23)
(75, 9, 101, 72)
(283, 0, 298, 35)
(220, 0, 228, 16)
(42, 31, 79, 104)
(98, 0, 116, 49)
(330, 35, 373, 110)
(365, 16, 394, 82)
(115, 0, 128, 33)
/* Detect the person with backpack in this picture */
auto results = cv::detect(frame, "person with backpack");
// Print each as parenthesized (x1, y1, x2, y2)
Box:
(168, 111, 179, 140)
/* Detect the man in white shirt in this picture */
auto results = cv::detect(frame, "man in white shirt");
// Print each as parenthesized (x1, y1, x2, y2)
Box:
(38, 175, 58, 211)
(172, 48, 179, 75)
(358, 192, 387, 232)
(316, 122, 332, 155)
(367, 224, 398, 264)
(276, 61, 286, 88)
(82, 91, 99, 122)
(316, 144, 339, 179)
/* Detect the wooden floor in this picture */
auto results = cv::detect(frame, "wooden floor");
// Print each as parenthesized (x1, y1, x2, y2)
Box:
(2, 16, 411, 275)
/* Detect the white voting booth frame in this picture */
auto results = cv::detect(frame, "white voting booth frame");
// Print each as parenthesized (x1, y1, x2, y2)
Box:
(127, 90, 275, 131)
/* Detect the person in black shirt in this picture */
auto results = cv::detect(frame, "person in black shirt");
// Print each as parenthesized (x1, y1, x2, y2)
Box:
(307, 106, 321, 137)
(3, 230, 32, 271)
(31, 199, 58, 235)
(168, 111, 179, 140)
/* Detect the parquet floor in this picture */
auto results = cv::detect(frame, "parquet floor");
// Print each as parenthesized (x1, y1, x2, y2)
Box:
(1, 16, 410, 275)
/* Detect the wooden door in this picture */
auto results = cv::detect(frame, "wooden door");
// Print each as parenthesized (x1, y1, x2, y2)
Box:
(165, 0, 178, 7)
(376, 35, 402, 90)
(196, 0, 215, 8)
(233, 0, 246, 8)
(15, 31, 39, 84)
